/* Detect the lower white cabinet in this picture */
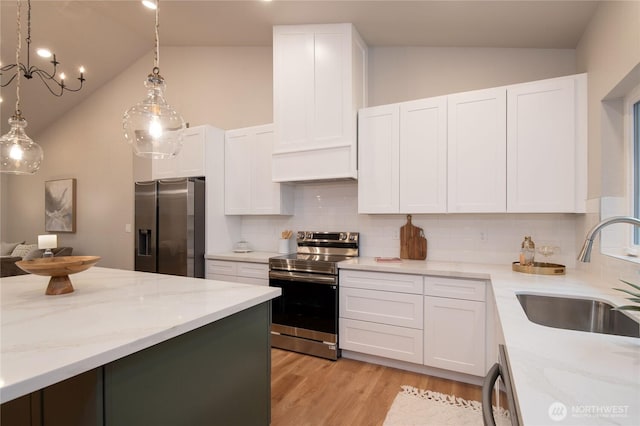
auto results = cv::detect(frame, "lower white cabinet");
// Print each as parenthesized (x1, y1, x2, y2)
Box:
(340, 318, 423, 364)
(339, 270, 424, 364)
(424, 296, 486, 376)
(339, 269, 488, 377)
(206, 260, 269, 286)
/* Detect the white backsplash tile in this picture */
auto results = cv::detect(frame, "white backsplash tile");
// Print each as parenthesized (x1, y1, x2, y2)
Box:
(238, 181, 580, 267)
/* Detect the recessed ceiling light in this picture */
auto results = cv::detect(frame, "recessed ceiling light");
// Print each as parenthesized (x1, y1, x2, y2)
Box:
(142, 0, 157, 10)
(37, 48, 52, 58)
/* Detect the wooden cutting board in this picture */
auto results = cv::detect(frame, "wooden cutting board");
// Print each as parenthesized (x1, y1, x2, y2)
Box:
(400, 215, 427, 260)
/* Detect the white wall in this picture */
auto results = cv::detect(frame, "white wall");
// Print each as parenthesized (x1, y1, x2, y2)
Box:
(2, 44, 578, 270)
(369, 47, 576, 106)
(575, 1, 640, 284)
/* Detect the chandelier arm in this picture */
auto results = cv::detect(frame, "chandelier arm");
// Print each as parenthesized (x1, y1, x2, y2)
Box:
(31, 71, 64, 97)
(28, 65, 55, 80)
(0, 73, 19, 88)
(32, 70, 84, 95)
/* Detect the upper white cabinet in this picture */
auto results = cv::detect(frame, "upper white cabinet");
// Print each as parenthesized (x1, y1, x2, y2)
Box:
(358, 98, 447, 214)
(225, 124, 294, 215)
(506, 74, 587, 213)
(400, 98, 448, 213)
(358, 73, 587, 214)
(133, 126, 210, 181)
(272, 23, 368, 182)
(448, 87, 507, 213)
(358, 104, 400, 213)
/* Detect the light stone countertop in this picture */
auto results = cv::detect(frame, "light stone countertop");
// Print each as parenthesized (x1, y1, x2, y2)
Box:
(339, 257, 640, 425)
(205, 251, 280, 263)
(0, 267, 281, 404)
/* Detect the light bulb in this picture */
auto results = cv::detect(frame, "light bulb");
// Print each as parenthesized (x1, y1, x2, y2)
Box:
(60, 72, 66, 80)
(0, 114, 44, 174)
(148, 115, 163, 139)
(122, 71, 185, 159)
(9, 144, 23, 160)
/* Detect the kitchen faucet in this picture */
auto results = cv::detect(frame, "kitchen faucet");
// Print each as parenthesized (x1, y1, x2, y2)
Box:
(578, 216, 640, 262)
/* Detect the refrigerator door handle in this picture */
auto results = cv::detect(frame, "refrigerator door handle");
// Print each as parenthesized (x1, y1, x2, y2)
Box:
(138, 229, 152, 256)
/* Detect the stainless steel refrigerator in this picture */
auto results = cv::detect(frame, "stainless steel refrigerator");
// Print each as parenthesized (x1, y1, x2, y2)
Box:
(135, 177, 205, 278)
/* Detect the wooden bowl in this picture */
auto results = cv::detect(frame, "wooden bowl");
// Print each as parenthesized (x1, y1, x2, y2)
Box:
(16, 256, 101, 295)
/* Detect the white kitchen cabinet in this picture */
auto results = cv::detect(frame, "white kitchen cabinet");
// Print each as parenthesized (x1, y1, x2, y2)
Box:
(424, 296, 486, 376)
(225, 124, 293, 215)
(132, 126, 209, 182)
(400, 97, 448, 213)
(358, 97, 447, 214)
(340, 318, 424, 364)
(272, 23, 367, 182)
(357, 104, 400, 213)
(423, 276, 487, 376)
(153, 126, 207, 179)
(206, 259, 269, 286)
(448, 87, 507, 213)
(506, 74, 587, 213)
(339, 270, 424, 363)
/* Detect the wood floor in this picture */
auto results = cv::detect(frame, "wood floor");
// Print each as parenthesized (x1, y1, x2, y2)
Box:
(271, 349, 482, 426)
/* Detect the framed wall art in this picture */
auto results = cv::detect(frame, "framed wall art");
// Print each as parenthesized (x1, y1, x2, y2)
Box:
(45, 178, 76, 233)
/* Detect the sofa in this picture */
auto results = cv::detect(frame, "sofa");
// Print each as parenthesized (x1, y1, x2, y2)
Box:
(1, 242, 73, 278)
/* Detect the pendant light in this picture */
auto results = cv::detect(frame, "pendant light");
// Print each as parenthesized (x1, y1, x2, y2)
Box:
(122, 0, 185, 159)
(0, 0, 44, 175)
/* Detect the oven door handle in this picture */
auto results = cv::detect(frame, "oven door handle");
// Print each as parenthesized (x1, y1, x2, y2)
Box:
(482, 362, 501, 426)
(269, 270, 337, 285)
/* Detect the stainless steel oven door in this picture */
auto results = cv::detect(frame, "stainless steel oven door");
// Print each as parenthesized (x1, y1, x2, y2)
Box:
(482, 344, 521, 426)
(268, 270, 339, 359)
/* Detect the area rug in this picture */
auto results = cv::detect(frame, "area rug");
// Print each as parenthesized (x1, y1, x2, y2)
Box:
(383, 385, 511, 426)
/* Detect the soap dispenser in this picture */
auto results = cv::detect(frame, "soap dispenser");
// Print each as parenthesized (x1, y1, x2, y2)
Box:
(520, 236, 535, 266)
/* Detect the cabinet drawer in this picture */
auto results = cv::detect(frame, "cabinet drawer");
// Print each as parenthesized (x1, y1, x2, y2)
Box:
(340, 270, 423, 294)
(424, 276, 486, 301)
(206, 260, 237, 276)
(340, 287, 423, 329)
(236, 262, 269, 280)
(339, 318, 423, 364)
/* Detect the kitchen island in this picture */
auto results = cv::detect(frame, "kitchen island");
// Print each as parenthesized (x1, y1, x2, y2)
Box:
(0, 267, 281, 425)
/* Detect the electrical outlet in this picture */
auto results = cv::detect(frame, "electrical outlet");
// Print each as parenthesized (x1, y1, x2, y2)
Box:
(392, 230, 400, 240)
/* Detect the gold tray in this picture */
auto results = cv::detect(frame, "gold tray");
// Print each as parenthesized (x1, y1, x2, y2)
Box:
(512, 261, 565, 275)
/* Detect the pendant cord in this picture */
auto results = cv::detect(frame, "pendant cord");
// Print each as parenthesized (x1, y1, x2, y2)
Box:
(154, 0, 159, 70)
(15, 0, 22, 115)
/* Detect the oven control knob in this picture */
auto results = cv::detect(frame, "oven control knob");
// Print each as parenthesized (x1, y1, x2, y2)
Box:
(339, 233, 346, 240)
(297, 231, 305, 240)
(349, 234, 356, 241)
(306, 232, 313, 239)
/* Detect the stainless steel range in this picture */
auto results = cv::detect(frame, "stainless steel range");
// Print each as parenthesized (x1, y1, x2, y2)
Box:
(269, 231, 359, 360)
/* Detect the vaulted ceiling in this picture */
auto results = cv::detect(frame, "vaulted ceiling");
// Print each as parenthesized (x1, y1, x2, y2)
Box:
(0, 0, 600, 137)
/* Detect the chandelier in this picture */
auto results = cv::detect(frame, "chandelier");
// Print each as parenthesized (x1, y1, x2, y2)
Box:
(0, 0, 85, 97)
(122, 0, 186, 159)
(0, 0, 44, 175)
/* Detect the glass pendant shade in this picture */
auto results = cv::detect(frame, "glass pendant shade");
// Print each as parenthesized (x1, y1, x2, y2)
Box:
(0, 113, 43, 175)
(122, 71, 185, 159)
